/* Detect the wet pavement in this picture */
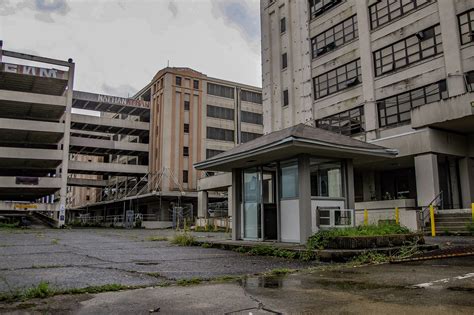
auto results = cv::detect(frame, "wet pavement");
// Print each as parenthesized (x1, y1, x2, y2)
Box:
(0, 228, 315, 293)
(1, 256, 472, 314)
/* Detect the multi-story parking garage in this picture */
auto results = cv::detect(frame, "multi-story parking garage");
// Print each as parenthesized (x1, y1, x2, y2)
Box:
(0, 42, 150, 226)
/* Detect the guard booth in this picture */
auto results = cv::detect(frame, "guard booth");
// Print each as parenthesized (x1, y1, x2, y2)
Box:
(195, 124, 397, 244)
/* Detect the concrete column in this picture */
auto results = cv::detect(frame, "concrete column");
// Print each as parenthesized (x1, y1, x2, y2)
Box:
(346, 160, 355, 210)
(459, 157, 474, 208)
(298, 155, 312, 245)
(227, 186, 233, 217)
(439, 0, 466, 97)
(355, 0, 378, 140)
(58, 59, 74, 227)
(197, 191, 208, 218)
(231, 169, 242, 241)
(414, 154, 440, 207)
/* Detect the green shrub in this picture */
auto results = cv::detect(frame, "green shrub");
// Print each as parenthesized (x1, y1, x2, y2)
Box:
(201, 242, 213, 248)
(307, 223, 411, 250)
(466, 222, 474, 235)
(272, 248, 297, 259)
(248, 245, 276, 256)
(170, 233, 196, 246)
(232, 246, 248, 253)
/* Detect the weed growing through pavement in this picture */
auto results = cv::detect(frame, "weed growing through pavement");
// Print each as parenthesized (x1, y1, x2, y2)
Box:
(170, 233, 196, 246)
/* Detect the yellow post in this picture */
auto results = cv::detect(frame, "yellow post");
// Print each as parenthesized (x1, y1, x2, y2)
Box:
(430, 205, 436, 237)
(471, 203, 474, 222)
(364, 209, 368, 226)
(395, 207, 399, 225)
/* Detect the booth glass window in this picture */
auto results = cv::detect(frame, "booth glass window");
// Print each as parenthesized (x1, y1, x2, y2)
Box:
(280, 160, 299, 199)
(310, 159, 343, 198)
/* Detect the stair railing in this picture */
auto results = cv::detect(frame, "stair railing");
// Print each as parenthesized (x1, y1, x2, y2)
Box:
(418, 190, 443, 229)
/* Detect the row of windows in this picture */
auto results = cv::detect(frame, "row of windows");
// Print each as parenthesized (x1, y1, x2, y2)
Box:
(313, 59, 361, 99)
(378, 80, 448, 127)
(207, 83, 235, 99)
(241, 90, 262, 104)
(459, 9, 474, 45)
(241, 131, 262, 143)
(206, 149, 225, 159)
(176, 76, 199, 89)
(316, 106, 365, 136)
(311, 15, 358, 59)
(207, 127, 234, 142)
(374, 24, 442, 77)
(309, 0, 342, 20)
(369, 0, 429, 30)
(241, 111, 263, 125)
(207, 105, 234, 120)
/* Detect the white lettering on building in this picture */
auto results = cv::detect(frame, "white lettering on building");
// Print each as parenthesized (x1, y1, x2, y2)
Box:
(4, 63, 17, 73)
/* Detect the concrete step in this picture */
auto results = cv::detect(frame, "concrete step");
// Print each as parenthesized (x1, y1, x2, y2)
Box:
(435, 222, 472, 227)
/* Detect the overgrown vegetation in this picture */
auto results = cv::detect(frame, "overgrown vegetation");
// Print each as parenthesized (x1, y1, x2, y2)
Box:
(0, 222, 20, 229)
(307, 223, 411, 250)
(269, 268, 296, 276)
(170, 233, 196, 246)
(349, 251, 389, 265)
(176, 277, 202, 286)
(146, 236, 168, 242)
(466, 222, 474, 235)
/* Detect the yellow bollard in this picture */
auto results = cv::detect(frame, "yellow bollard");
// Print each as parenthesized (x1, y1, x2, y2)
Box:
(364, 209, 368, 226)
(395, 207, 399, 225)
(430, 205, 436, 237)
(471, 203, 474, 222)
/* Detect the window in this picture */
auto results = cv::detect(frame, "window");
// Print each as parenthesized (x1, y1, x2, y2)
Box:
(310, 159, 342, 198)
(183, 146, 189, 157)
(207, 105, 234, 120)
(176, 76, 182, 86)
(309, 0, 342, 20)
(280, 17, 286, 33)
(86, 195, 90, 201)
(283, 89, 289, 106)
(465, 71, 474, 91)
(241, 131, 262, 143)
(313, 59, 361, 99)
(183, 170, 188, 183)
(369, 0, 429, 30)
(241, 90, 262, 104)
(184, 101, 190, 110)
(311, 15, 358, 58)
(193, 80, 199, 89)
(207, 127, 234, 141)
(316, 106, 365, 136)
(207, 83, 234, 99)
(184, 123, 190, 133)
(241, 111, 263, 125)
(282, 53, 288, 69)
(206, 149, 225, 158)
(281, 160, 298, 199)
(373, 24, 442, 76)
(378, 80, 448, 127)
(458, 9, 474, 45)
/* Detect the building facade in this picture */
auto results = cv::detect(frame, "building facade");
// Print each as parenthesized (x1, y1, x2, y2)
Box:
(261, 0, 474, 219)
(135, 67, 263, 195)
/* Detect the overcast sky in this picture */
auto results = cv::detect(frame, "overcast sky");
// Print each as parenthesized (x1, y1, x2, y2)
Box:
(0, 0, 262, 97)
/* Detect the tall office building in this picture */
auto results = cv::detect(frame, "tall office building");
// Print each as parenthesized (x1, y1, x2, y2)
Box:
(260, 0, 474, 212)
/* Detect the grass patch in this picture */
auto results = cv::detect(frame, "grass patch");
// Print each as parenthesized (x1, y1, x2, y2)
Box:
(146, 236, 168, 242)
(0, 222, 20, 229)
(200, 242, 213, 248)
(269, 268, 296, 276)
(176, 277, 202, 286)
(212, 275, 242, 282)
(63, 283, 129, 295)
(50, 239, 59, 245)
(170, 233, 196, 246)
(145, 272, 162, 278)
(307, 223, 411, 250)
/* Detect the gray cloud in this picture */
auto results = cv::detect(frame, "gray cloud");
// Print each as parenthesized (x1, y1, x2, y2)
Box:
(102, 83, 138, 98)
(211, 0, 260, 43)
(0, 0, 69, 21)
(168, 1, 178, 18)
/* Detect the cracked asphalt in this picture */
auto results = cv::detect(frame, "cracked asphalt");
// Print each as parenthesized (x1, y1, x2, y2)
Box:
(0, 228, 316, 293)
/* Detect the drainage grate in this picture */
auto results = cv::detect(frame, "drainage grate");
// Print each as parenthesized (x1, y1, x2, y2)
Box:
(390, 245, 474, 263)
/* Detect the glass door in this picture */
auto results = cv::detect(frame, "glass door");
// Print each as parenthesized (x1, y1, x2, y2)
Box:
(243, 168, 261, 240)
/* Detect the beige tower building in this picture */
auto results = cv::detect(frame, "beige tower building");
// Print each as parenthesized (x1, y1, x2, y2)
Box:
(261, 0, 474, 224)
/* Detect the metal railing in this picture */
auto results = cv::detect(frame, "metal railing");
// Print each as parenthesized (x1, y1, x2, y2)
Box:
(418, 191, 443, 228)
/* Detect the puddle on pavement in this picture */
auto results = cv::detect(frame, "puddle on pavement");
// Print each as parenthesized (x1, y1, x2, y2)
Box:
(240, 276, 285, 289)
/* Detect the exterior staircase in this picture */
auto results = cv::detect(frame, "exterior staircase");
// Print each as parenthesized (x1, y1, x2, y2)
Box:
(424, 212, 473, 236)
